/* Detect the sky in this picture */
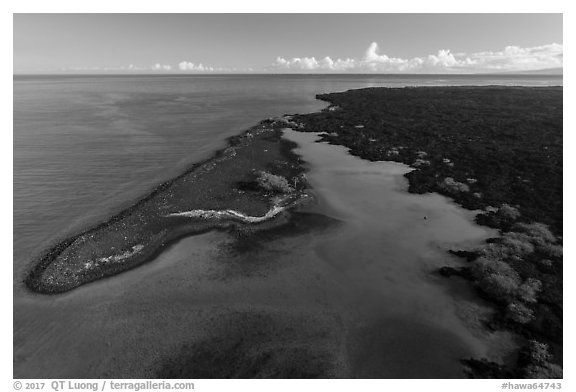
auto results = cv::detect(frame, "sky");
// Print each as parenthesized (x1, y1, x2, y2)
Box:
(13, 14, 563, 74)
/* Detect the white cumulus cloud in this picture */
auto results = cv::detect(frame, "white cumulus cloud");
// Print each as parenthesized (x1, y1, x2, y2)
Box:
(464, 43, 563, 71)
(272, 55, 356, 72)
(152, 63, 172, 71)
(178, 61, 215, 72)
(269, 42, 563, 73)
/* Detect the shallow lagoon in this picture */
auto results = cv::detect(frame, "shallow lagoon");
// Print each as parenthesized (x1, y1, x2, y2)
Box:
(282, 130, 516, 377)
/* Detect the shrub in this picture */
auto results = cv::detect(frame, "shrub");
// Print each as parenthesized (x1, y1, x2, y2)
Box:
(469, 257, 519, 281)
(506, 302, 535, 324)
(479, 233, 535, 260)
(480, 244, 512, 260)
(413, 158, 430, 167)
(537, 259, 554, 269)
(524, 364, 563, 379)
(477, 274, 520, 303)
(501, 231, 532, 244)
(516, 278, 542, 303)
(513, 222, 556, 244)
(526, 340, 552, 365)
(496, 204, 521, 221)
(519, 340, 562, 378)
(481, 242, 533, 260)
(538, 243, 563, 259)
(256, 171, 294, 193)
(500, 233, 535, 256)
(439, 177, 470, 193)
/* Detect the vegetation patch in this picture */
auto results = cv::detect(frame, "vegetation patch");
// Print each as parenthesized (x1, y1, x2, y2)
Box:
(256, 171, 295, 193)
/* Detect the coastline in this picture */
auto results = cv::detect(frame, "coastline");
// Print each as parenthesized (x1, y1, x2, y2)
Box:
(291, 86, 563, 378)
(295, 86, 562, 234)
(22, 85, 562, 379)
(25, 116, 311, 294)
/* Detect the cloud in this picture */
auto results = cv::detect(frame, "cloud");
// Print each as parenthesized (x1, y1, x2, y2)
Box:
(272, 55, 357, 72)
(269, 42, 563, 73)
(152, 63, 172, 71)
(58, 42, 562, 75)
(178, 61, 215, 72)
(464, 43, 563, 71)
(364, 42, 408, 66)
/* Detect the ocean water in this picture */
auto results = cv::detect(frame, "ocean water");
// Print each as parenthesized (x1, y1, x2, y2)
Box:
(13, 74, 562, 288)
(13, 74, 560, 377)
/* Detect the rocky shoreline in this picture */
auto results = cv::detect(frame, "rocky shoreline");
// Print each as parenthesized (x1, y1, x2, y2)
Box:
(25, 117, 311, 294)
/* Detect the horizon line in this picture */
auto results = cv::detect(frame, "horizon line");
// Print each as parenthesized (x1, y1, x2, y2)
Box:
(13, 71, 564, 77)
